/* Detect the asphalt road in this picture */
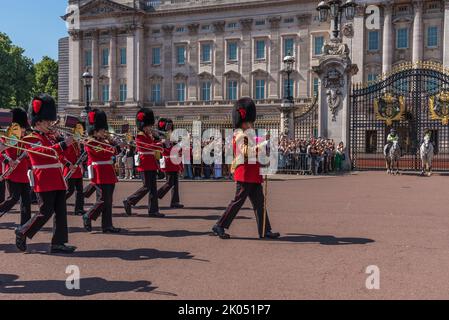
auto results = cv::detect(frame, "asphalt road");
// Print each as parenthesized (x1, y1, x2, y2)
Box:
(1, 172, 449, 300)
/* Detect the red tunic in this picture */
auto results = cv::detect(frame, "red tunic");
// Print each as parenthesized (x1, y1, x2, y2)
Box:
(3, 143, 31, 184)
(22, 131, 67, 193)
(62, 142, 83, 179)
(135, 132, 159, 172)
(85, 139, 117, 185)
(233, 134, 263, 184)
(161, 144, 183, 173)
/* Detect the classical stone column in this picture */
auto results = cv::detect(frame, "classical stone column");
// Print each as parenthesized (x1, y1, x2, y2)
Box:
(126, 25, 136, 103)
(268, 16, 281, 99)
(312, 42, 358, 170)
(297, 14, 311, 97)
(187, 23, 199, 101)
(68, 30, 82, 105)
(240, 19, 253, 97)
(382, 2, 393, 74)
(352, 6, 365, 83)
(91, 29, 100, 104)
(213, 21, 226, 100)
(412, 0, 423, 63)
(443, 0, 449, 68)
(136, 23, 145, 105)
(109, 27, 118, 104)
(162, 25, 174, 101)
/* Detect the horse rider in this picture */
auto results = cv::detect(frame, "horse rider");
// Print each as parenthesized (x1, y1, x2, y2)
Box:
(386, 128, 400, 155)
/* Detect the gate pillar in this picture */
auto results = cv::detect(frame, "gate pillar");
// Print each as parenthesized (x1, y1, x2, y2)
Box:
(278, 101, 298, 139)
(312, 40, 358, 170)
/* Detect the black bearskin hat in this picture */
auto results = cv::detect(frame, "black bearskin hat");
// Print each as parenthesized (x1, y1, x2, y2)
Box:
(136, 108, 155, 132)
(87, 109, 109, 135)
(157, 118, 174, 132)
(232, 97, 257, 129)
(12, 108, 30, 129)
(29, 94, 57, 126)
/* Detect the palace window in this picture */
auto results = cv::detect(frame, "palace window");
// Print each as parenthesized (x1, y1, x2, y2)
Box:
(227, 80, 238, 100)
(314, 36, 324, 55)
(284, 17, 294, 24)
(176, 46, 186, 65)
(102, 48, 109, 66)
(367, 73, 378, 84)
(255, 40, 266, 60)
(176, 82, 186, 102)
(201, 82, 212, 101)
(427, 26, 438, 48)
(396, 28, 408, 49)
(284, 38, 295, 56)
(102, 84, 110, 102)
(201, 25, 210, 31)
(313, 78, 319, 96)
(283, 79, 294, 98)
(85, 50, 92, 67)
(368, 31, 379, 51)
(201, 43, 212, 63)
(152, 47, 161, 65)
(176, 27, 186, 33)
(228, 42, 238, 61)
(120, 48, 127, 65)
(227, 22, 238, 29)
(119, 84, 127, 102)
(255, 19, 266, 26)
(255, 79, 266, 100)
(151, 83, 161, 103)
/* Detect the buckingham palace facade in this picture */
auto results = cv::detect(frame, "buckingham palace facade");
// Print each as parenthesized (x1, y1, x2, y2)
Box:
(59, 0, 449, 122)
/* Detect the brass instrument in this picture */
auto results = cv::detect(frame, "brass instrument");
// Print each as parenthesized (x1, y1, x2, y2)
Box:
(109, 131, 164, 153)
(0, 123, 59, 159)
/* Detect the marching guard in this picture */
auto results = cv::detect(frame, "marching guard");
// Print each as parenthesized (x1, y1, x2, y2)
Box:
(212, 97, 280, 240)
(123, 108, 164, 217)
(156, 118, 184, 209)
(62, 120, 86, 216)
(0, 108, 32, 228)
(15, 94, 76, 253)
(82, 109, 122, 234)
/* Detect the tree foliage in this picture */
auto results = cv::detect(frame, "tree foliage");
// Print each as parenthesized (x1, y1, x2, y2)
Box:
(34, 56, 58, 100)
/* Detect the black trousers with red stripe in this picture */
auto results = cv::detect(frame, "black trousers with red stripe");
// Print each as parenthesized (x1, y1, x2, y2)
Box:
(18, 190, 68, 245)
(66, 178, 84, 215)
(157, 172, 180, 206)
(125, 171, 159, 214)
(0, 181, 31, 226)
(217, 182, 272, 237)
(0, 180, 5, 204)
(85, 184, 115, 230)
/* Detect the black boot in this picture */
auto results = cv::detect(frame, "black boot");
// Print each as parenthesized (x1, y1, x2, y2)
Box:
(123, 200, 132, 216)
(260, 231, 280, 239)
(103, 227, 121, 234)
(148, 212, 165, 218)
(82, 214, 92, 232)
(15, 229, 27, 252)
(212, 225, 230, 239)
(51, 244, 77, 254)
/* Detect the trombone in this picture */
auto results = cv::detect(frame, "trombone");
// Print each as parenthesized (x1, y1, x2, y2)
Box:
(0, 123, 59, 160)
(109, 131, 164, 153)
(51, 124, 115, 154)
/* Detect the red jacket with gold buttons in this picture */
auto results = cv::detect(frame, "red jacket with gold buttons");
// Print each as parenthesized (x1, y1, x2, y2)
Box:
(135, 132, 160, 172)
(161, 143, 183, 173)
(2, 142, 31, 184)
(85, 139, 118, 185)
(62, 142, 83, 179)
(22, 131, 67, 192)
(232, 134, 263, 184)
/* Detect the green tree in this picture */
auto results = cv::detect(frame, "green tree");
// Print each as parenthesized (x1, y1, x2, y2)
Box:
(0, 32, 14, 108)
(34, 56, 58, 100)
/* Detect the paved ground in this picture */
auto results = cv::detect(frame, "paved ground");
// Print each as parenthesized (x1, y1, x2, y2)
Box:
(1, 171, 449, 300)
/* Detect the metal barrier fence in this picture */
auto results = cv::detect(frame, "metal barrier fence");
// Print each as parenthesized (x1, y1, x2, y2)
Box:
(278, 152, 312, 174)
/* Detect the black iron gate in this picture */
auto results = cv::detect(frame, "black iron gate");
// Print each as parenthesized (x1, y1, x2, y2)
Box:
(350, 61, 449, 171)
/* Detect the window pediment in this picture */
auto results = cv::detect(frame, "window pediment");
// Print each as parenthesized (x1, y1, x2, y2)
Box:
(251, 69, 269, 77)
(198, 71, 214, 80)
(224, 70, 242, 79)
(174, 73, 188, 81)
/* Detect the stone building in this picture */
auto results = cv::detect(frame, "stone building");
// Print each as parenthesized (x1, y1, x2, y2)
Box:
(60, 0, 449, 129)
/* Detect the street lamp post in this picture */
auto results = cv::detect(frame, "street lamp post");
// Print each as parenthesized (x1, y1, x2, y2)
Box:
(279, 52, 297, 139)
(317, 0, 357, 39)
(81, 69, 93, 119)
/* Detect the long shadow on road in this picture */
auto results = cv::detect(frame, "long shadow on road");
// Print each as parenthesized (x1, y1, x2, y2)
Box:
(0, 274, 177, 297)
(232, 233, 375, 245)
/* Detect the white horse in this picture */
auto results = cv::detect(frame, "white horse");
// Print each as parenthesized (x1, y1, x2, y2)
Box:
(384, 140, 401, 175)
(420, 136, 434, 176)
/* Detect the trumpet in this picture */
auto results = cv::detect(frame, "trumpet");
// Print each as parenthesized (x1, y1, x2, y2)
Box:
(0, 123, 59, 159)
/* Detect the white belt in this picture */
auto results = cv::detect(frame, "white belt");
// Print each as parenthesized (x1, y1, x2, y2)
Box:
(139, 152, 155, 156)
(92, 160, 113, 166)
(32, 163, 63, 170)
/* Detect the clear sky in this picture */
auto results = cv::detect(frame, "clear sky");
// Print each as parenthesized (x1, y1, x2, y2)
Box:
(0, 0, 69, 63)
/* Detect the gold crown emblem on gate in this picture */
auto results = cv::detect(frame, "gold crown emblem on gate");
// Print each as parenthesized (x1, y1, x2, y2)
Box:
(429, 90, 449, 125)
(374, 93, 405, 126)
